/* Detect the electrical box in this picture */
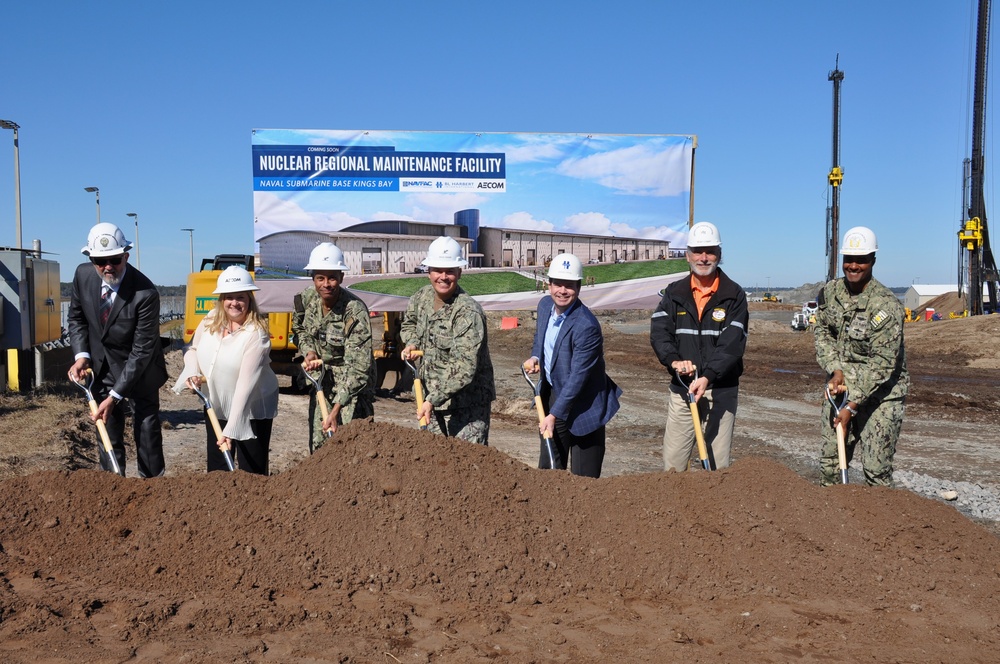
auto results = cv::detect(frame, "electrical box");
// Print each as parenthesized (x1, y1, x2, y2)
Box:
(0, 249, 60, 351)
(29, 256, 60, 345)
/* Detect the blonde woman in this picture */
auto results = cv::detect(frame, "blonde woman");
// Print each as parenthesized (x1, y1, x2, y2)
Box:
(174, 266, 278, 474)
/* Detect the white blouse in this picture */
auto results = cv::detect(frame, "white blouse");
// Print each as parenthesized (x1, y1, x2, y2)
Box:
(173, 312, 279, 440)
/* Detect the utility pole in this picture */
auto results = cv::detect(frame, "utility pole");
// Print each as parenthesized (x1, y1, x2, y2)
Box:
(826, 56, 845, 283)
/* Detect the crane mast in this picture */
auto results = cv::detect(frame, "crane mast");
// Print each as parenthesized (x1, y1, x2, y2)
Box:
(960, 0, 999, 315)
(826, 57, 845, 283)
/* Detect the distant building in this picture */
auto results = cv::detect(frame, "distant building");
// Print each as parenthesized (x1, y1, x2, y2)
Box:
(256, 209, 672, 275)
(903, 284, 957, 311)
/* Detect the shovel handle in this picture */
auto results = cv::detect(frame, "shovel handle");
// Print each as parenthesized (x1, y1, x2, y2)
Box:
(414, 378, 428, 429)
(205, 406, 236, 472)
(316, 391, 334, 437)
(89, 399, 122, 475)
(835, 421, 849, 484)
(533, 395, 558, 469)
(533, 395, 552, 438)
(688, 398, 711, 471)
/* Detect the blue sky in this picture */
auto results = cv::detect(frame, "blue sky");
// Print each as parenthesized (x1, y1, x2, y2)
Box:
(0, 1, 988, 289)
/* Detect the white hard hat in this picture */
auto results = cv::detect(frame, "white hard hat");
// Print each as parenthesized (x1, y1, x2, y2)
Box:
(840, 226, 878, 255)
(422, 236, 467, 268)
(547, 253, 583, 281)
(213, 266, 260, 294)
(304, 242, 349, 271)
(687, 222, 722, 248)
(81, 222, 132, 257)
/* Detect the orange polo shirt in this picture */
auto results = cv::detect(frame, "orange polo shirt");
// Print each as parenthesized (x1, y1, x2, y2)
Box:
(690, 273, 719, 320)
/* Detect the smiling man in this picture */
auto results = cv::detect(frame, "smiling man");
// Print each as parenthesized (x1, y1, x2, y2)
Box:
(67, 222, 168, 477)
(815, 226, 909, 486)
(650, 222, 748, 472)
(401, 236, 495, 444)
(294, 242, 376, 451)
(522, 253, 621, 477)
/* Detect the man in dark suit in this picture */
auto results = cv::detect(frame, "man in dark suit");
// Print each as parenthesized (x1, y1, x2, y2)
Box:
(68, 222, 168, 477)
(523, 253, 621, 478)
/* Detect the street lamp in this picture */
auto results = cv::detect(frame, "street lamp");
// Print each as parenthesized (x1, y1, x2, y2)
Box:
(181, 228, 194, 273)
(127, 212, 139, 269)
(84, 186, 100, 223)
(0, 119, 22, 249)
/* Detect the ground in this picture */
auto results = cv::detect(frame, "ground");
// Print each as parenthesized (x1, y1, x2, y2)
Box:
(1, 299, 999, 662)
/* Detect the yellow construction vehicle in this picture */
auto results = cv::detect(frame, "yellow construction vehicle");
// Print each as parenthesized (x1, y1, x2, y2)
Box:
(762, 292, 782, 303)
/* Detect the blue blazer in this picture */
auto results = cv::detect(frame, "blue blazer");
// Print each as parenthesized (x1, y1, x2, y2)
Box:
(531, 295, 622, 436)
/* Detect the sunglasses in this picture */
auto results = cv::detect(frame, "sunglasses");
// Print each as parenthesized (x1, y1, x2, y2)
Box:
(91, 255, 123, 267)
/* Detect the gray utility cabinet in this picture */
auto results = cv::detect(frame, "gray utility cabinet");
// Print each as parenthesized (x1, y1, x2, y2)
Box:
(1, 248, 60, 351)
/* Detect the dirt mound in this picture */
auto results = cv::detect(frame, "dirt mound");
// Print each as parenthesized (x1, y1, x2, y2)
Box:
(915, 290, 965, 318)
(1, 418, 998, 662)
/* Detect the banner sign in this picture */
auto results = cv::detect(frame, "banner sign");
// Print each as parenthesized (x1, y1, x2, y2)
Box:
(252, 129, 694, 246)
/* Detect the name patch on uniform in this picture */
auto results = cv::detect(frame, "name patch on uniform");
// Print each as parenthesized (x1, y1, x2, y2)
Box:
(871, 310, 890, 329)
(711, 308, 726, 322)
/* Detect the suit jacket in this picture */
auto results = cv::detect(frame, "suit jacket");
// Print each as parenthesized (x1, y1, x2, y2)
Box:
(68, 262, 168, 398)
(531, 295, 621, 436)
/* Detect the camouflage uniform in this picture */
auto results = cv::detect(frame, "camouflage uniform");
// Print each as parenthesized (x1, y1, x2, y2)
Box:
(400, 284, 495, 444)
(814, 276, 909, 486)
(294, 285, 376, 451)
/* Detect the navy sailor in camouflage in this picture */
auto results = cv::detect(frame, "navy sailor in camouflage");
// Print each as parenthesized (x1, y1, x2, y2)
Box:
(814, 226, 909, 486)
(400, 237, 495, 445)
(294, 243, 376, 452)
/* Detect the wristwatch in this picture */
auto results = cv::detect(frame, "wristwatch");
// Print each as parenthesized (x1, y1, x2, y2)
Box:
(844, 404, 858, 416)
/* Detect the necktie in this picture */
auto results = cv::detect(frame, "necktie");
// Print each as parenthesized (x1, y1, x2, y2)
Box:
(100, 286, 112, 326)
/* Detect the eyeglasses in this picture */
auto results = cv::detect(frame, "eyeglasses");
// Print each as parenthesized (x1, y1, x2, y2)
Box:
(687, 246, 720, 256)
(842, 254, 874, 265)
(91, 255, 123, 267)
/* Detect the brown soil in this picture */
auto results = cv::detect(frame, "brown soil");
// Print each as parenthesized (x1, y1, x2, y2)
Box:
(1, 307, 999, 662)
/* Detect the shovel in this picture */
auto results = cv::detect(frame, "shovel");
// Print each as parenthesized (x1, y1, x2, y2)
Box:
(301, 364, 334, 440)
(70, 369, 124, 476)
(404, 350, 428, 430)
(187, 378, 236, 472)
(521, 365, 558, 470)
(678, 369, 712, 471)
(826, 386, 850, 484)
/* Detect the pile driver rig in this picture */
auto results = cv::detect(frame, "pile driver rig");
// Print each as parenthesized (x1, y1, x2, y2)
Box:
(960, 0, 1000, 315)
(825, 56, 845, 283)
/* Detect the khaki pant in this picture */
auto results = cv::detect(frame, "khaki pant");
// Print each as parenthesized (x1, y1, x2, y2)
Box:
(663, 386, 738, 471)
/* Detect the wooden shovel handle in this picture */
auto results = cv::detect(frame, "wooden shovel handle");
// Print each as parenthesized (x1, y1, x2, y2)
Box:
(87, 397, 121, 475)
(689, 399, 710, 464)
(87, 398, 114, 456)
(836, 422, 848, 476)
(533, 395, 552, 438)
(414, 378, 428, 429)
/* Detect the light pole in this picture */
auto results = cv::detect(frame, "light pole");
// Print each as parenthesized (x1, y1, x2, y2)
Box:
(127, 212, 139, 269)
(181, 228, 194, 273)
(0, 120, 22, 249)
(84, 186, 100, 223)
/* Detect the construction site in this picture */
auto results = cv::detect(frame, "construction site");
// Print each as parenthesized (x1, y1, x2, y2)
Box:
(3, 2, 1000, 661)
(0, 302, 998, 661)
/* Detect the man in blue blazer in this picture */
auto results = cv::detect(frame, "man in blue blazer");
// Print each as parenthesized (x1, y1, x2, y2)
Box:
(523, 253, 621, 477)
(68, 223, 168, 477)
